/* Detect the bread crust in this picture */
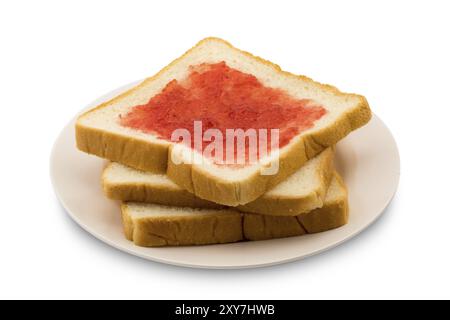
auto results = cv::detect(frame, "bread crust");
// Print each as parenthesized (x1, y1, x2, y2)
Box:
(122, 173, 348, 247)
(77, 37, 371, 205)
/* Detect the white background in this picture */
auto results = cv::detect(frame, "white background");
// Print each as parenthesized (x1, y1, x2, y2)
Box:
(1, 0, 449, 299)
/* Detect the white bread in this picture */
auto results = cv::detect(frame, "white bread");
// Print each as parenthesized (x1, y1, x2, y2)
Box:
(122, 172, 348, 247)
(77, 37, 371, 206)
(104, 148, 334, 216)
(122, 205, 242, 247)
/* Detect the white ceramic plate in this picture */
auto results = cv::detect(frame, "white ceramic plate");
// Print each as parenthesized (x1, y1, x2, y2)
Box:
(51, 82, 400, 269)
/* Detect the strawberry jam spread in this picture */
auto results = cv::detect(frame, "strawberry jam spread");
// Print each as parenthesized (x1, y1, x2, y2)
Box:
(120, 62, 326, 163)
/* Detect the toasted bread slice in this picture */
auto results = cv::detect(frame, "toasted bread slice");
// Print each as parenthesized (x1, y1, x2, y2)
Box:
(77, 37, 370, 206)
(122, 172, 348, 247)
(104, 148, 334, 216)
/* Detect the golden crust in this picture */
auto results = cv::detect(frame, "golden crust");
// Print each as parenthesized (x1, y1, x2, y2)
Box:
(77, 37, 371, 205)
(243, 214, 307, 241)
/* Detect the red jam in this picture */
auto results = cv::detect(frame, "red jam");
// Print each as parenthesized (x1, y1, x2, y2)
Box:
(120, 62, 326, 163)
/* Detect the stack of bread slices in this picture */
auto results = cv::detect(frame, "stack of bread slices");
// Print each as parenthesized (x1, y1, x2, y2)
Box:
(76, 38, 371, 247)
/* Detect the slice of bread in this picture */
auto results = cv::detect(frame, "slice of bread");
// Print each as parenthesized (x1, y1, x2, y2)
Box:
(122, 205, 243, 247)
(122, 172, 348, 247)
(104, 148, 334, 216)
(77, 37, 370, 206)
